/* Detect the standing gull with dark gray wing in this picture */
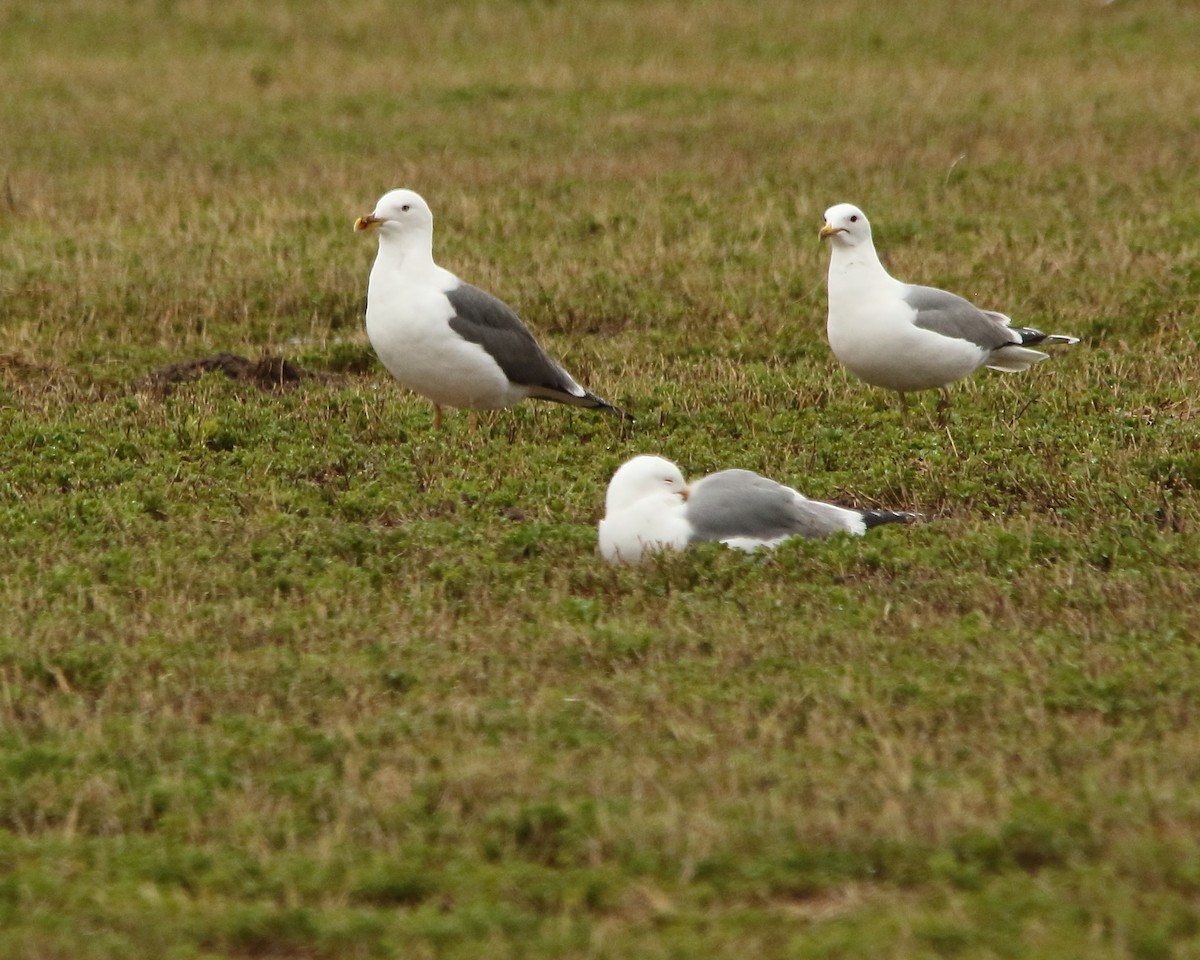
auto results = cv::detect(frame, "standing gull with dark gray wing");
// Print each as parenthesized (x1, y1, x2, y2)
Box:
(355, 189, 630, 428)
(819, 203, 1079, 418)
(598, 455, 915, 564)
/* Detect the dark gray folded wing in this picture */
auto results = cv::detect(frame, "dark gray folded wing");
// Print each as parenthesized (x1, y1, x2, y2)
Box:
(445, 283, 585, 395)
(445, 282, 630, 416)
(903, 285, 1018, 351)
(686, 470, 859, 543)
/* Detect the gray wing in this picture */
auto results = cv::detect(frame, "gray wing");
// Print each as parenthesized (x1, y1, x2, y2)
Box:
(903, 285, 1019, 352)
(444, 283, 586, 398)
(685, 470, 862, 543)
(445, 283, 630, 416)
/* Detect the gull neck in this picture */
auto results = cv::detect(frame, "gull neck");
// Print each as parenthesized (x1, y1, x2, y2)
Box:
(829, 240, 888, 278)
(376, 229, 436, 276)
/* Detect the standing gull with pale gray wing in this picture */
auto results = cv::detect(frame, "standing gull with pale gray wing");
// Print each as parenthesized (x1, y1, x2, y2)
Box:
(819, 203, 1078, 418)
(598, 455, 915, 564)
(355, 189, 630, 428)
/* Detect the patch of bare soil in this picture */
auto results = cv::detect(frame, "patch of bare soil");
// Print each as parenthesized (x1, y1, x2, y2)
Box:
(140, 353, 333, 395)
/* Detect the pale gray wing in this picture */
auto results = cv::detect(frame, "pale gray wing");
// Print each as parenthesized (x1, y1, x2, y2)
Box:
(903, 285, 1018, 352)
(686, 470, 861, 543)
(445, 283, 630, 416)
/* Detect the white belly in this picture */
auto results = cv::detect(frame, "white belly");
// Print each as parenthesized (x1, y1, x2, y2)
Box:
(365, 280, 526, 409)
(827, 290, 987, 392)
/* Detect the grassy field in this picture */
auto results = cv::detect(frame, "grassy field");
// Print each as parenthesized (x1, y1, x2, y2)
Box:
(3, 0, 1200, 956)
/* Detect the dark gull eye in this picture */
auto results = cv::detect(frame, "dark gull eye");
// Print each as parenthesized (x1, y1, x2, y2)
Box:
(401, 204, 411, 212)
(849, 215, 858, 223)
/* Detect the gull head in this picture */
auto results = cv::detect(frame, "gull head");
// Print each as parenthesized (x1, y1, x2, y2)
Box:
(604, 455, 689, 515)
(354, 188, 433, 236)
(819, 203, 871, 248)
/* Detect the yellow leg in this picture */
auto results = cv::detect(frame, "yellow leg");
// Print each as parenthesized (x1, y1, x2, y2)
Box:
(433, 404, 443, 430)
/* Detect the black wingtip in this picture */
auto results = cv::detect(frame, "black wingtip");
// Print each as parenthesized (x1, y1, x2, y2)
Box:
(862, 510, 919, 530)
(586, 391, 635, 422)
(1014, 327, 1079, 348)
(528, 385, 634, 420)
(603, 404, 636, 423)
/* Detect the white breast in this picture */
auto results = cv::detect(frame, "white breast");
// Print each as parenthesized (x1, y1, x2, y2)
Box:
(598, 496, 692, 564)
(827, 277, 988, 392)
(365, 266, 524, 409)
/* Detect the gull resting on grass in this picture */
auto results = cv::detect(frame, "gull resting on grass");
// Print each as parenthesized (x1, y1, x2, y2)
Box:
(599, 454, 915, 564)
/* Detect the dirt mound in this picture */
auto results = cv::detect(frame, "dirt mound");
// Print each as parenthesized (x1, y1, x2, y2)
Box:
(141, 353, 330, 395)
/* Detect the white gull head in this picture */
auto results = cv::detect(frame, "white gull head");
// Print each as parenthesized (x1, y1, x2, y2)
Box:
(604, 455, 688, 515)
(355, 188, 435, 243)
(819, 202, 873, 251)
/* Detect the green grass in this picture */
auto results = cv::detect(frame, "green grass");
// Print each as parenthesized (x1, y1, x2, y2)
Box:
(3, 0, 1200, 956)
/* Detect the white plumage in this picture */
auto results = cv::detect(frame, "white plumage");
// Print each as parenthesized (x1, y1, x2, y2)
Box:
(355, 189, 629, 427)
(820, 203, 1078, 411)
(598, 455, 915, 564)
